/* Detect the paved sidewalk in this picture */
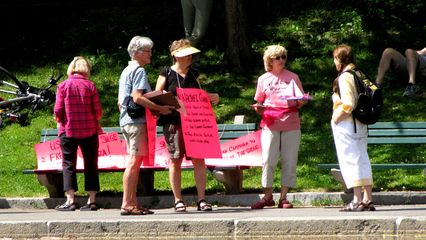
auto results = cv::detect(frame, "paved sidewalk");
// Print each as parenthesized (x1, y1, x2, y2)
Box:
(1, 192, 426, 239)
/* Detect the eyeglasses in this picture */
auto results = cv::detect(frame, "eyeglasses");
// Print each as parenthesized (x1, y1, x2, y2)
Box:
(274, 55, 287, 60)
(137, 49, 152, 54)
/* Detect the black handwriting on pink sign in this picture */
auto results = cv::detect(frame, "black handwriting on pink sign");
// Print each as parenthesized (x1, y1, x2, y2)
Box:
(177, 88, 222, 158)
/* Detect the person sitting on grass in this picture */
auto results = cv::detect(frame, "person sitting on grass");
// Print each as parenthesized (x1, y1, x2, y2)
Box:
(375, 47, 426, 97)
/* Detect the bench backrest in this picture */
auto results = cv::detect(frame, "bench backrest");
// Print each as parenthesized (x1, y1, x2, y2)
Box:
(368, 122, 426, 144)
(40, 123, 257, 143)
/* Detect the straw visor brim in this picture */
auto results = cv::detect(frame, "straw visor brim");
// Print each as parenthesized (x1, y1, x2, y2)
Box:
(173, 46, 200, 57)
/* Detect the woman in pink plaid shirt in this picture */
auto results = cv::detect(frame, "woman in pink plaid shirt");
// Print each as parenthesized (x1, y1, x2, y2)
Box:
(53, 56, 102, 211)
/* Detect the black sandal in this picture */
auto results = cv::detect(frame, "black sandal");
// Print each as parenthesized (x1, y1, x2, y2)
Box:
(362, 201, 376, 211)
(80, 202, 98, 211)
(174, 200, 186, 212)
(197, 199, 212, 212)
(55, 202, 76, 211)
(339, 201, 365, 212)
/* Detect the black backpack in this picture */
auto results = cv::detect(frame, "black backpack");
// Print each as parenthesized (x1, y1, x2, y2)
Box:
(339, 69, 383, 132)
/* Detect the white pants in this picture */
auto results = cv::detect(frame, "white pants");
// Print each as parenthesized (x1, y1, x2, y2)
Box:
(261, 129, 301, 188)
(331, 120, 373, 188)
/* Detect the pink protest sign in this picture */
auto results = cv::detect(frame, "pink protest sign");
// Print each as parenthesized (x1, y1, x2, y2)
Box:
(141, 109, 157, 166)
(206, 130, 262, 167)
(176, 88, 222, 159)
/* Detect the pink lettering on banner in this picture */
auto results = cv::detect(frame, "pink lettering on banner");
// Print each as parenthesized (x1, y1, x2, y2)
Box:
(34, 132, 127, 171)
(99, 132, 119, 144)
(176, 88, 222, 159)
(34, 139, 63, 170)
(205, 130, 263, 167)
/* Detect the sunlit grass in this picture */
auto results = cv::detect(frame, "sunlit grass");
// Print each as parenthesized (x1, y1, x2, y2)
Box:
(1, 34, 426, 197)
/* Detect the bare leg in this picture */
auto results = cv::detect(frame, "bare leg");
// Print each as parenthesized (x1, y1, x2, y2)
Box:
(279, 186, 289, 200)
(87, 191, 96, 204)
(263, 187, 273, 200)
(362, 185, 373, 203)
(405, 49, 419, 85)
(352, 186, 362, 204)
(376, 48, 405, 86)
(121, 155, 143, 208)
(192, 158, 207, 201)
(65, 189, 75, 204)
(169, 158, 183, 203)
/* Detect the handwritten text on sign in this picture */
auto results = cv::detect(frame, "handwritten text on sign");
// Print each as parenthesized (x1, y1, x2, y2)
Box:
(205, 130, 262, 166)
(177, 88, 222, 158)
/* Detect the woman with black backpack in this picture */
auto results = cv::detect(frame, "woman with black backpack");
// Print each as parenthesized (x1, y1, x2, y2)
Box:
(331, 44, 375, 212)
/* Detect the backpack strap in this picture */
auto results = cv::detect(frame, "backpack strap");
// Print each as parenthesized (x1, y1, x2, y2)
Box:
(339, 69, 360, 133)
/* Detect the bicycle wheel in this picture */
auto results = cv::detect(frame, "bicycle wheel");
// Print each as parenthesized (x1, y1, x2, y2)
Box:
(0, 66, 27, 96)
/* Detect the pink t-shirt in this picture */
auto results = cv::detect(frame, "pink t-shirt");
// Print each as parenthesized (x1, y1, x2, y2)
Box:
(254, 69, 303, 131)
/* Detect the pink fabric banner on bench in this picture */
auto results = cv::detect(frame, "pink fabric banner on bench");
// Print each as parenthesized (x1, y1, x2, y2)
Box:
(34, 129, 262, 171)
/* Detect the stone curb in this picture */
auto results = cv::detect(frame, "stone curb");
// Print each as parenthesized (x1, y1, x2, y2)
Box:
(1, 217, 426, 239)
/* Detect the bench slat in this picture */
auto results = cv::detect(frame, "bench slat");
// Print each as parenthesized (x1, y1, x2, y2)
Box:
(40, 123, 257, 142)
(318, 163, 426, 169)
(369, 122, 426, 129)
(368, 137, 426, 144)
(368, 129, 426, 137)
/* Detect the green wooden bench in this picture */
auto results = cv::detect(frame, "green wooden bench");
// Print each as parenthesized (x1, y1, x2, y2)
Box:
(318, 121, 426, 191)
(24, 116, 258, 197)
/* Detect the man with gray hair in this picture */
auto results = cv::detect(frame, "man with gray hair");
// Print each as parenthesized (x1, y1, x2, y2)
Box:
(118, 36, 173, 215)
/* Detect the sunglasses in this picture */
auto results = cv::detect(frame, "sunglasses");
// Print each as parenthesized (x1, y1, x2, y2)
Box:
(274, 55, 287, 60)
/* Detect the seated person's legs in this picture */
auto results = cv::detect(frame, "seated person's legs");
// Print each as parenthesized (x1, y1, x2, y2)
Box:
(403, 49, 424, 97)
(376, 48, 407, 87)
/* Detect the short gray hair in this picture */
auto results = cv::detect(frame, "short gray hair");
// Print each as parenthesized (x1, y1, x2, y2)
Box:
(127, 36, 154, 58)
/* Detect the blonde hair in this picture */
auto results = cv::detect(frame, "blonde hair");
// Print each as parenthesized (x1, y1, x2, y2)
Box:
(263, 45, 288, 71)
(67, 56, 92, 77)
(169, 38, 192, 55)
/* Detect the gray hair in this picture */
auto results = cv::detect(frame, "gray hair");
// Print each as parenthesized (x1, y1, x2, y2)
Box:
(127, 36, 154, 58)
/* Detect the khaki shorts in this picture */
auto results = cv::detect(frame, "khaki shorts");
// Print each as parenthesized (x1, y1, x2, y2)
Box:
(121, 124, 148, 156)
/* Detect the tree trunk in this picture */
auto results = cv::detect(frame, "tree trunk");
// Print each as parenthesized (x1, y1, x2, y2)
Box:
(224, 0, 251, 73)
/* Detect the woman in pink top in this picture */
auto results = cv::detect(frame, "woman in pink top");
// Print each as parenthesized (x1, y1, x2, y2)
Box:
(251, 45, 307, 209)
(54, 56, 102, 211)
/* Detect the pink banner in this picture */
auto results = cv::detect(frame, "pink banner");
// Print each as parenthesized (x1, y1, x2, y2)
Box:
(206, 130, 262, 167)
(176, 88, 222, 159)
(34, 132, 128, 170)
(34, 131, 261, 170)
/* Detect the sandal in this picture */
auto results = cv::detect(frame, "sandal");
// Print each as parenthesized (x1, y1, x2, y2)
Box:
(55, 202, 76, 211)
(251, 197, 275, 209)
(197, 199, 212, 212)
(137, 205, 154, 214)
(362, 201, 376, 211)
(339, 201, 365, 212)
(80, 202, 98, 211)
(174, 200, 187, 213)
(120, 206, 145, 216)
(277, 199, 293, 209)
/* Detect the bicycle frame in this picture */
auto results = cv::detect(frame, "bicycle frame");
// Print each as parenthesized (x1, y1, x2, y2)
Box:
(0, 66, 62, 126)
